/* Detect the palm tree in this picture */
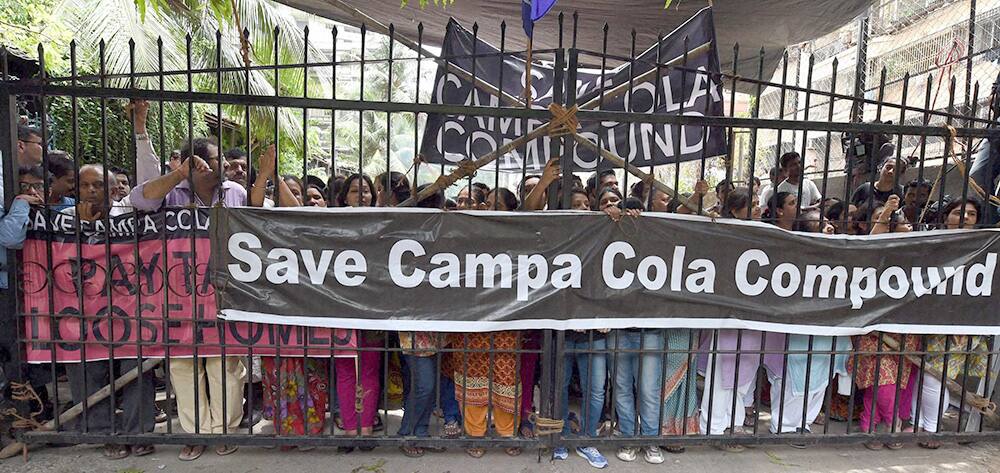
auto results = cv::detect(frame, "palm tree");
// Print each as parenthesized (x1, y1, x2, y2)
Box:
(56, 0, 331, 169)
(332, 35, 424, 178)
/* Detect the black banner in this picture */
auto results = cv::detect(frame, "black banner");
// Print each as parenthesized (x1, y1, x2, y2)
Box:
(211, 207, 1000, 335)
(419, 7, 728, 172)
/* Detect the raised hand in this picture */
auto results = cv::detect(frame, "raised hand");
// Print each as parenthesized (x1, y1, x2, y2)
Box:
(541, 157, 561, 183)
(178, 155, 211, 179)
(76, 201, 101, 222)
(14, 193, 42, 206)
(257, 145, 277, 180)
(127, 99, 150, 134)
(693, 179, 709, 197)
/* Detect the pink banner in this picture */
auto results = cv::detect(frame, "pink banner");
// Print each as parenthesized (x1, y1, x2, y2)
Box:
(22, 234, 356, 362)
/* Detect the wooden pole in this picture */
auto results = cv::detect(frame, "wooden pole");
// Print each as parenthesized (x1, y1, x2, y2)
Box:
(880, 336, 998, 423)
(44, 358, 161, 432)
(398, 123, 554, 206)
(524, 35, 534, 107)
(0, 358, 162, 460)
(396, 39, 711, 208)
(578, 42, 712, 110)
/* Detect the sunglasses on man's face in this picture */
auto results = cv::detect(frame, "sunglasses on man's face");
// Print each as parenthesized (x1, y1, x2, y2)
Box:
(19, 182, 44, 192)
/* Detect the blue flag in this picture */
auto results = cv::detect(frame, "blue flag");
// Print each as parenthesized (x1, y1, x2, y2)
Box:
(522, 0, 558, 38)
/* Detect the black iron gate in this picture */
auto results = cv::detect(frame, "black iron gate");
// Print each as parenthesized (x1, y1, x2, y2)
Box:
(1, 6, 1000, 460)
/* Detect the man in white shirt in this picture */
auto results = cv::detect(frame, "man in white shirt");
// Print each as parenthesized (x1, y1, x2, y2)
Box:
(760, 152, 821, 209)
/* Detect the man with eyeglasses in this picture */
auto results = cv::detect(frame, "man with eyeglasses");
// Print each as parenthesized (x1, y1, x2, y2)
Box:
(0, 166, 45, 250)
(0, 167, 48, 418)
(16, 125, 43, 168)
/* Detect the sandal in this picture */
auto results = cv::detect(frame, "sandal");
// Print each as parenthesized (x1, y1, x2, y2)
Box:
(400, 445, 425, 458)
(863, 441, 884, 451)
(215, 444, 238, 456)
(743, 408, 757, 427)
(885, 442, 904, 450)
(102, 444, 130, 460)
(714, 443, 745, 453)
(664, 445, 686, 454)
(519, 422, 535, 439)
(131, 444, 155, 457)
(443, 421, 462, 438)
(505, 447, 522, 456)
(179, 444, 205, 461)
(466, 447, 486, 458)
(919, 440, 941, 450)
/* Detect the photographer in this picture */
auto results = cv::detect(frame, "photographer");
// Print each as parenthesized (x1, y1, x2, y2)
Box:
(851, 155, 907, 209)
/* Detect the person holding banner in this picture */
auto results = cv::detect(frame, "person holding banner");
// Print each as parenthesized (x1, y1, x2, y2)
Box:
(552, 328, 611, 468)
(699, 190, 770, 450)
(913, 196, 990, 449)
(332, 173, 382, 451)
(129, 136, 248, 460)
(763, 193, 852, 442)
(3, 167, 52, 423)
(851, 195, 920, 450)
(374, 171, 412, 207)
(52, 161, 159, 460)
(251, 150, 331, 446)
(593, 188, 670, 464)
(451, 190, 523, 458)
(455, 184, 487, 210)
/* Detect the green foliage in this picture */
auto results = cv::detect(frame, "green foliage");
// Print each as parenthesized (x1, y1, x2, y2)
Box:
(331, 36, 419, 177)
(135, 0, 232, 24)
(46, 96, 209, 169)
(0, 0, 73, 73)
(2, 0, 334, 175)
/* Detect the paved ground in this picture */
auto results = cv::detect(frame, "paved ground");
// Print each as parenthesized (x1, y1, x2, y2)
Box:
(0, 440, 998, 473)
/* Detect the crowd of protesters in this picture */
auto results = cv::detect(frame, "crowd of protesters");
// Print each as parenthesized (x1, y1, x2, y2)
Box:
(0, 99, 993, 469)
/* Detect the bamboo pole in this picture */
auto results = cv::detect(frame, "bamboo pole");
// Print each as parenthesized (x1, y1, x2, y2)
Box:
(577, 42, 712, 111)
(397, 43, 712, 207)
(880, 336, 997, 423)
(0, 358, 162, 459)
(398, 123, 554, 206)
(524, 35, 535, 106)
(47, 358, 162, 432)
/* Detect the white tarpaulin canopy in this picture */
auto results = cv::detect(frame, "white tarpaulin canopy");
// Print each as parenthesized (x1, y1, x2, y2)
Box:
(276, 0, 873, 77)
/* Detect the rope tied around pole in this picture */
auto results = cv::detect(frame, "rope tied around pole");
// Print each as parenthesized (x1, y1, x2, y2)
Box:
(1, 382, 45, 430)
(547, 104, 579, 137)
(529, 413, 565, 436)
(433, 159, 480, 190)
(918, 125, 958, 224)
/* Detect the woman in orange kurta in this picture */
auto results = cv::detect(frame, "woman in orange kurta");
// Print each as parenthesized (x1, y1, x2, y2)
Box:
(450, 330, 522, 458)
